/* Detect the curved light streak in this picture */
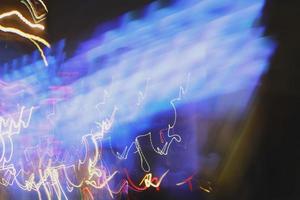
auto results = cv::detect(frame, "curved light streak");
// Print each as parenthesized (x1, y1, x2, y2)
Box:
(0, 24, 50, 66)
(0, 10, 45, 30)
(20, 0, 48, 23)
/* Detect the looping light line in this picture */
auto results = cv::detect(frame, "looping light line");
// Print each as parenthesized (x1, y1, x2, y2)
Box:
(0, 107, 121, 199)
(109, 81, 189, 173)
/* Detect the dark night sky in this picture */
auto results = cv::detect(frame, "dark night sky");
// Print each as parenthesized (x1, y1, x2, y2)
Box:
(215, 1, 300, 199)
(0, 0, 160, 63)
(47, 0, 157, 40)
(240, 1, 300, 199)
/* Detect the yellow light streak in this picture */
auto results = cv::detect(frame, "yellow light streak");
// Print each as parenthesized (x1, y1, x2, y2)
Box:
(0, 25, 49, 47)
(0, 10, 44, 30)
(30, 38, 48, 66)
(0, 24, 50, 66)
(0, 4, 50, 66)
(139, 170, 169, 188)
(21, 0, 48, 23)
(199, 185, 212, 193)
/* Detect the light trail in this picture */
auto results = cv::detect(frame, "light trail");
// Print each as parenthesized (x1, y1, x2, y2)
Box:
(21, 0, 48, 23)
(108, 83, 188, 172)
(0, 0, 275, 199)
(125, 169, 169, 192)
(139, 170, 169, 189)
(199, 185, 212, 193)
(0, 2, 50, 66)
(0, 24, 50, 66)
(0, 108, 120, 200)
(29, 38, 49, 66)
(0, 10, 45, 30)
(176, 175, 194, 191)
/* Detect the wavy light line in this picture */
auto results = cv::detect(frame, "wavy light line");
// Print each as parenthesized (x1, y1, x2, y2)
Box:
(0, 24, 50, 66)
(0, 10, 45, 30)
(21, 0, 48, 23)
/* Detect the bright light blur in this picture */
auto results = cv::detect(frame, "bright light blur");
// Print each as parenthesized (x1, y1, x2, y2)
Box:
(0, 0, 275, 199)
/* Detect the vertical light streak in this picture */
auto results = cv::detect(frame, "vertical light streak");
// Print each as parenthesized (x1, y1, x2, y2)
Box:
(30, 38, 49, 66)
